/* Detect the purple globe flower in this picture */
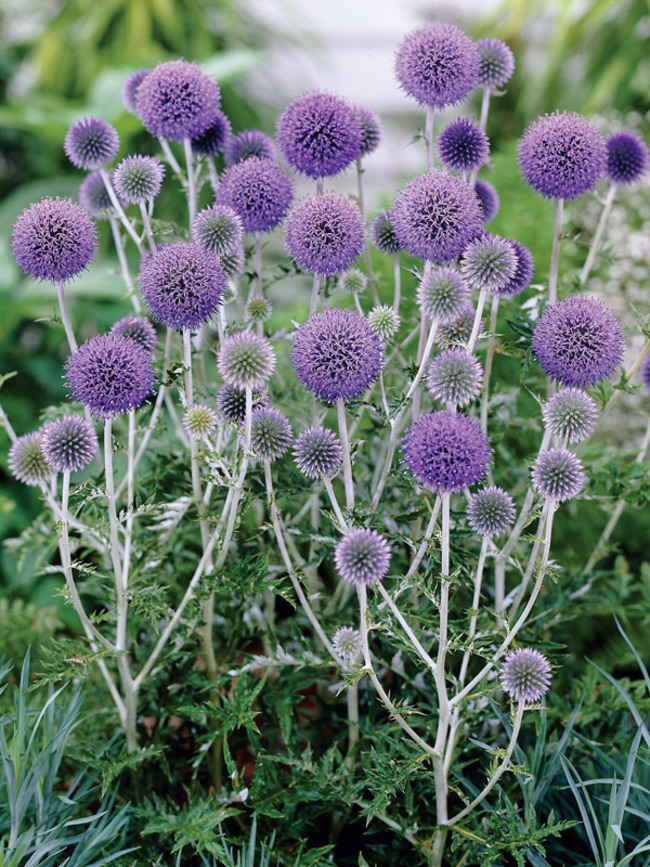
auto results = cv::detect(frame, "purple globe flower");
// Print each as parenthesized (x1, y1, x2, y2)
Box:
(285, 193, 364, 277)
(416, 266, 470, 323)
(401, 411, 491, 494)
(476, 38, 515, 90)
(12, 197, 97, 283)
(542, 387, 598, 444)
(193, 205, 243, 257)
(66, 333, 155, 418)
(334, 528, 392, 587)
(467, 486, 515, 537)
(531, 447, 585, 503)
(533, 296, 624, 387)
(474, 179, 500, 224)
(217, 331, 276, 391)
(110, 315, 157, 354)
(392, 172, 483, 263)
(250, 407, 293, 461)
(501, 648, 552, 703)
(461, 234, 517, 293)
(216, 384, 268, 423)
(64, 117, 119, 171)
(394, 23, 480, 109)
(497, 240, 534, 298)
(605, 132, 650, 186)
(640, 353, 650, 393)
(332, 626, 362, 664)
(276, 91, 362, 179)
(358, 107, 382, 157)
(293, 426, 343, 480)
(183, 404, 219, 440)
(370, 209, 402, 255)
(291, 308, 383, 402)
(136, 60, 221, 141)
(224, 129, 276, 166)
(79, 172, 117, 220)
(437, 118, 489, 174)
(191, 110, 232, 156)
(113, 155, 165, 204)
(42, 416, 98, 473)
(518, 112, 607, 200)
(8, 432, 53, 486)
(426, 348, 483, 407)
(122, 69, 151, 115)
(217, 157, 293, 234)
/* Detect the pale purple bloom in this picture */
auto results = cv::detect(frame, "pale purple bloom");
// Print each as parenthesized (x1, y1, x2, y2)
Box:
(285, 193, 364, 276)
(640, 353, 650, 393)
(461, 234, 517, 293)
(605, 132, 649, 186)
(335, 528, 392, 587)
(497, 240, 534, 297)
(531, 447, 585, 502)
(542, 388, 598, 444)
(113, 155, 165, 204)
(369, 209, 401, 256)
(501, 648, 552, 703)
(218, 157, 293, 234)
(136, 60, 221, 141)
(293, 426, 343, 480)
(474, 179, 500, 224)
(79, 171, 116, 220)
(110, 315, 157, 354)
(64, 117, 119, 171)
(8, 432, 53, 486)
(191, 110, 232, 156)
(250, 407, 293, 461)
(358, 107, 382, 157)
(416, 266, 470, 323)
(467, 486, 515, 537)
(217, 331, 276, 391)
(426, 348, 483, 407)
(224, 129, 276, 166)
(42, 416, 98, 473)
(476, 38, 515, 89)
(437, 118, 489, 174)
(193, 205, 243, 257)
(122, 69, 151, 115)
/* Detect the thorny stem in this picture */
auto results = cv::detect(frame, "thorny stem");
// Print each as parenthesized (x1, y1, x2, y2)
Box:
(467, 289, 488, 354)
(579, 182, 618, 285)
(376, 583, 436, 674)
(323, 477, 348, 530)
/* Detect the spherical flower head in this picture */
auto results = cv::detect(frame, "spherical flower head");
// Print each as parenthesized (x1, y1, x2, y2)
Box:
(402, 411, 491, 494)
(474, 179, 500, 224)
(542, 387, 598, 444)
(358, 107, 382, 157)
(426, 348, 483, 408)
(533, 296, 624, 387)
(438, 118, 489, 174)
(416, 266, 470, 323)
(370, 209, 401, 256)
(246, 297, 273, 325)
(66, 333, 155, 419)
(122, 69, 151, 115)
(531, 447, 585, 503)
(224, 129, 276, 166)
(193, 205, 243, 257)
(368, 305, 401, 343)
(250, 407, 293, 461)
(218, 330, 276, 391)
(605, 132, 649, 186)
(293, 426, 343, 480)
(64, 117, 119, 171)
(498, 240, 534, 298)
(640, 353, 650, 393)
(191, 110, 232, 156)
(12, 197, 97, 283)
(392, 172, 483, 263)
(334, 528, 392, 587)
(276, 91, 362, 179)
(139, 242, 226, 330)
(438, 304, 475, 348)
(337, 268, 367, 295)
(110, 315, 157, 354)
(467, 486, 515, 537)
(41, 416, 98, 473)
(461, 234, 517, 293)
(79, 171, 116, 220)
(291, 308, 383, 402)
(332, 626, 362, 664)
(501, 648, 552, 704)
(518, 112, 606, 200)
(217, 157, 293, 234)
(285, 193, 364, 277)
(216, 383, 268, 424)
(220, 244, 246, 280)
(8, 432, 53, 486)
(113, 155, 165, 205)
(136, 60, 221, 141)
(183, 404, 219, 440)
(476, 38, 515, 89)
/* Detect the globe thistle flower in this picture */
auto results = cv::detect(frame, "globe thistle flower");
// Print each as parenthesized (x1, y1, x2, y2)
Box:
(193, 205, 243, 257)
(216, 384, 268, 424)
(334, 528, 392, 587)
(497, 240, 534, 298)
(640, 353, 650, 393)
(191, 110, 232, 156)
(402, 411, 491, 494)
(501, 648, 552, 703)
(438, 304, 475, 348)
(276, 91, 362, 179)
(291, 308, 383, 402)
(139, 242, 226, 330)
(332, 626, 362, 664)
(246, 297, 273, 325)
(461, 234, 517, 293)
(416, 267, 470, 324)
(368, 305, 401, 343)
(370, 209, 401, 256)
(605, 132, 649, 186)
(337, 268, 367, 295)
(64, 117, 120, 171)
(250, 407, 293, 461)
(293, 426, 343, 480)
(392, 172, 483, 263)
(79, 171, 116, 220)
(183, 404, 219, 440)
(11, 197, 97, 283)
(285, 193, 364, 277)
(136, 60, 221, 141)
(224, 129, 276, 166)
(532, 296, 624, 387)
(122, 69, 151, 115)
(542, 387, 598, 444)
(217, 331, 276, 391)
(426, 348, 483, 407)
(476, 38, 515, 90)
(518, 112, 606, 200)
(218, 157, 293, 234)
(220, 244, 246, 280)
(531, 447, 585, 503)
(110, 315, 157, 354)
(66, 333, 155, 418)
(394, 22, 480, 109)
(8, 432, 53, 486)
(113, 155, 165, 205)
(474, 179, 500, 224)
(358, 107, 382, 157)
(467, 486, 516, 537)
(41, 416, 98, 473)
(437, 118, 489, 174)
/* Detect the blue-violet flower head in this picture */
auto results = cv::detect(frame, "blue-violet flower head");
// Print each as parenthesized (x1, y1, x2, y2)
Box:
(416, 266, 470, 323)
(501, 648, 552, 703)
(136, 60, 221, 141)
(285, 193, 364, 277)
(110, 315, 157, 354)
(370, 209, 401, 255)
(293, 426, 343, 480)
(605, 131, 649, 186)
(426, 348, 483, 408)
(542, 387, 598, 444)
(250, 407, 293, 461)
(190, 110, 232, 156)
(218, 157, 293, 234)
(335, 528, 391, 586)
(64, 117, 119, 170)
(224, 129, 276, 166)
(193, 204, 243, 257)
(437, 117, 489, 174)
(8, 432, 54, 486)
(461, 234, 517, 293)
(476, 38, 515, 89)
(42, 416, 98, 473)
(531, 447, 585, 502)
(467, 486, 515, 537)
(474, 178, 500, 224)
(113, 155, 165, 204)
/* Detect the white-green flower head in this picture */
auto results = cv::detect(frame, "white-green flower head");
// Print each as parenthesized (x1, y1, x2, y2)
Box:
(367, 305, 401, 343)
